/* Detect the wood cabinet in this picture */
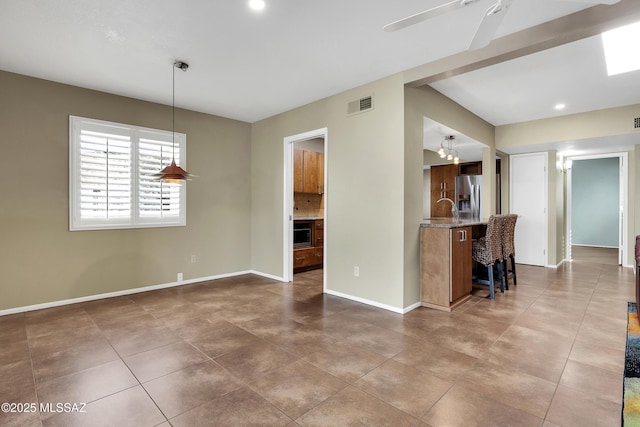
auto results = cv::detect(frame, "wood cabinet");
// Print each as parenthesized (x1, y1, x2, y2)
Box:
(430, 164, 458, 217)
(294, 149, 304, 193)
(459, 161, 482, 175)
(293, 219, 324, 272)
(314, 220, 324, 247)
(458, 159, 501, 176)
(293, 247, 315, 269)
(294, 148, 324, 194)
(420, 225, 472, 311)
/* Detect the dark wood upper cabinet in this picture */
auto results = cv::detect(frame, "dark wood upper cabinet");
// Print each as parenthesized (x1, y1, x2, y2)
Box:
(458, 159, 502, 176)
(430, 164, 458, 218)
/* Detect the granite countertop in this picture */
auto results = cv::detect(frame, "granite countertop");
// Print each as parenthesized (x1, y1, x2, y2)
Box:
(420, 218, 488, 229)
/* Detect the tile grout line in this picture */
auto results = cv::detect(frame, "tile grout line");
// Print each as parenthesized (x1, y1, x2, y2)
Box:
(540, 263, 603, 424)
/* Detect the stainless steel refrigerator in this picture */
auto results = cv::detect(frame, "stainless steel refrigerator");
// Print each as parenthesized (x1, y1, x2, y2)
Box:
(455, 175, 482, 219)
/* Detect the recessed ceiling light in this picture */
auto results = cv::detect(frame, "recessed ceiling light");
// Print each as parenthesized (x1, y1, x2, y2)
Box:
(602, 21, 640, 76)
(555, 103, 566, 110)
(249, 0, 265, 11)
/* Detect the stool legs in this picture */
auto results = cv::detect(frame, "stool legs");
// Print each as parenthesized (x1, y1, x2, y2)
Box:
(502, 258, 509, 290)
(502, 255, 517, 290)
(497, 263, 505, 293)
(476, 263, 505, 300)
(487, 266, 495, 300)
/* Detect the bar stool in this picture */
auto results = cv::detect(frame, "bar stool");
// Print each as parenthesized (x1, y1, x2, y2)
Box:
(472, 215, 505, 299)
(502, 214, 518, 290)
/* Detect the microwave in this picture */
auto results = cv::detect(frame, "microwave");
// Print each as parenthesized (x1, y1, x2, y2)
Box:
(293, 221, 313, 247)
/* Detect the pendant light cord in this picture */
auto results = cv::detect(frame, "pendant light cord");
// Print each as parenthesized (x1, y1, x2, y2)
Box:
(172, 61, 176, 162)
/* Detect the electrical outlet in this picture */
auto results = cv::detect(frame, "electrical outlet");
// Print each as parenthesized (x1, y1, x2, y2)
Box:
(177, 272, 183, 281)
(190, 255, 197, 263)
(354, 266, 359, 277)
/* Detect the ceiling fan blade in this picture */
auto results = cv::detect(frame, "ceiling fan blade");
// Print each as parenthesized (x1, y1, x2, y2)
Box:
(384, 0, 481, 32)
(468, 0, 512, 50)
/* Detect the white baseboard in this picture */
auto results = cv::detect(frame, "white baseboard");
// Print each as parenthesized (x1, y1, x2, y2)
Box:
(546, 259, 566, 269)
(0, 270, 437, 317)
(0, 270, 255, 317)
(248, 270, 287, 282)
(571, 243, 619, 249)
(325, 289, 404, 314)
(403, 301, 422, 314)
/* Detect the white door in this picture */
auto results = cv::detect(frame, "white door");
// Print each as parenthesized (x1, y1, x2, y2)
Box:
(510, 153, 547, 266)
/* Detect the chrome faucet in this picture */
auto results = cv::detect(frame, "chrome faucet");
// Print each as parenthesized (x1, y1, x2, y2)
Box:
(437, 197, 459, 222)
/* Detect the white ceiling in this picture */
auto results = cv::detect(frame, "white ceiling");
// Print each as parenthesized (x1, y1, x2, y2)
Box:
(430, 33, 640, 126)
(423, 19, 640, 159)
(0, 0, 613, 124)
(1, 0, 638, 158)
(423, 118, 487, 162)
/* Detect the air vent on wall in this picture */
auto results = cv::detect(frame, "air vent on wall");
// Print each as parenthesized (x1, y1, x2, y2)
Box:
(347, 95, 374, 116)
(634, 116, 640, 131)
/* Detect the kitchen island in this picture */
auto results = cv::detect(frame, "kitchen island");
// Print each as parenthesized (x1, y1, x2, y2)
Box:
(420, 219, 487, 311)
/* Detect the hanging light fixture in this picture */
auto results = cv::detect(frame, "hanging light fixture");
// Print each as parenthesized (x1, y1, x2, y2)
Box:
(153, 60, 194, 184)
(437, 135, 460, 165)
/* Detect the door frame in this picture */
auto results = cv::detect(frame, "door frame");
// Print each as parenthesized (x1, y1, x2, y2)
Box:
(565, 152, 628, 266)
(509, 152, 548, 267)
(283, 128, 328, 286)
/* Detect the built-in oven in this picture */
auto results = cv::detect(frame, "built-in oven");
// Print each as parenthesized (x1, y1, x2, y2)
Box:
(293, 221, 313, 248)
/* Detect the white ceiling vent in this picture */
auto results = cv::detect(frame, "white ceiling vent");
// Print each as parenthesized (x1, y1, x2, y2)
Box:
(634, 116, 640, 131)
(347, 95, 374, 116)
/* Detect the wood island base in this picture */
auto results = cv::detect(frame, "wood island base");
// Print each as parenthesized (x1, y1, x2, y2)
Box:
(421, 294, 471, 312)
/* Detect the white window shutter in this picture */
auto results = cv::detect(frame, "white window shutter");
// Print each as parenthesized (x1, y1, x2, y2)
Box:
(79, 130, 132, 220)
(70, 116, 187, 231)
(138, 137, 182, 219)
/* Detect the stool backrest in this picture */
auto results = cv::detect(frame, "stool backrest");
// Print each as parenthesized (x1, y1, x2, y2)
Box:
(485, 215, 505, 263)
(503, 214, 518, 257)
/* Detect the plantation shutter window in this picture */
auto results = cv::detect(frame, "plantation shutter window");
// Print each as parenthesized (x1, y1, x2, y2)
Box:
(138, 134, 183, 222)
(78, 128, 132, 221)
(70, 116, 187, 230)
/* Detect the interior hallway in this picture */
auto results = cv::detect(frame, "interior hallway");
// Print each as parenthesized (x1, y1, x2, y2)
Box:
(0, 261, 632, 426)
(571, 245, 620, 266)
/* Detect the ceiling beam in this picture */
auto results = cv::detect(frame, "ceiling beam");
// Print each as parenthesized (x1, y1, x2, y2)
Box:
(404, 0, 640, 87)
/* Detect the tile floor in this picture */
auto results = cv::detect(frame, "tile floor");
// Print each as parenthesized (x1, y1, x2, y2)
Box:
(571, 246, 619, 266)
(0, 260, 632, 426)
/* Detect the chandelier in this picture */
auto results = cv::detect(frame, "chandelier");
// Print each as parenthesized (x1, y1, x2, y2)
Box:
(437, 135, 459, 165)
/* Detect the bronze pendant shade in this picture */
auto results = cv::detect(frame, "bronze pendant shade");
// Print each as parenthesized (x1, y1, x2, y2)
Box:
(155, 159, 194, 184)
(153, 60, 194, 183)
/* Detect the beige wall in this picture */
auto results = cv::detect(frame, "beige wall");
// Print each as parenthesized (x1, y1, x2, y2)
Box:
(633, 148, 639, 262)
(410, 86, 497, 220)
(0, 71, 252, 311)
(496, 104, 640, 149)
(4, 65, 636, 314)
(404, 86, 495, 307)
(498, 153, 510, 214)
(482, 146, 497, 218)
(546, 151, 564, 266)
(496, 106, 640, 266)
(251, 73, 407, 310)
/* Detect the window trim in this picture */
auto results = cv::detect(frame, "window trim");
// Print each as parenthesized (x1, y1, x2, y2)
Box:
(69, 116, 187, 231)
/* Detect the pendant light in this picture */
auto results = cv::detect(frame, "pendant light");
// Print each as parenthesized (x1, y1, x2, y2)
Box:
(437, 135, 460, 165)
(153, 60, 194, 184)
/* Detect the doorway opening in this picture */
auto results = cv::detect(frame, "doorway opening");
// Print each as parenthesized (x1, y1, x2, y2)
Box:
(565, 153, 628, 266)
(283, 128, 327, 290)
